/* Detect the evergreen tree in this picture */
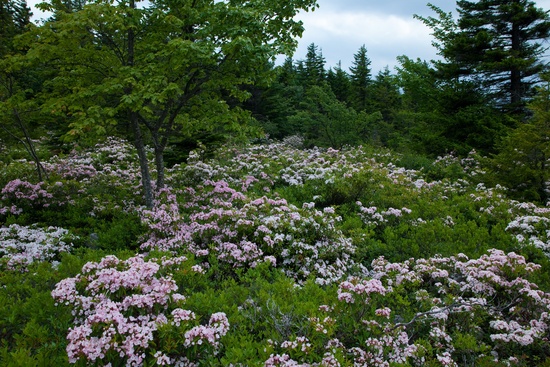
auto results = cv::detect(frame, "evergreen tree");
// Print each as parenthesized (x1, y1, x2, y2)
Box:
(327, 61, 350, 104)
(395, 55, 505, 155)
(0, 0, 31, 56)
(42, 0, 87, 18)
(250, 58, 305, 139)
(278, 57, 298, 86)
(302, 43, 325, 86)
(420, 1, 550, 113)
(349, 44, 372, 111)
(369, 67, 401, 123)
(490, 72, 550, 203)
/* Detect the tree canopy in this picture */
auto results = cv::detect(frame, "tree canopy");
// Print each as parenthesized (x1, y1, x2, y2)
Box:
(16, 0, 318, 206)
(418, 0, 550, 113)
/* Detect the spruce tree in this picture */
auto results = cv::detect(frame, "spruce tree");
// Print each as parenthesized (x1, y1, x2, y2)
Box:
(0, 0, 31, 56)
(349, 44, 372, 111)
(427, 0, 550, 113)
(327, 61, 351, 104)
(370, 67, 401, 123)
(302, 43, 325, 86)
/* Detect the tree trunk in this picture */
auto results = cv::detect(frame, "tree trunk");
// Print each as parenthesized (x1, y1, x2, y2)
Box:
(126, 0, 153, 208)
(131, 112, 154, 208)
(154, 145, 165, 190)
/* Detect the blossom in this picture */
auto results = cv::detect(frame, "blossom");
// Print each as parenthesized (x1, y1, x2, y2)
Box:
(52, 254, 228, 366)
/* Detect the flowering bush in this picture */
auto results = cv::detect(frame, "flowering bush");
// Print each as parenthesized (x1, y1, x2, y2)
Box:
(0, 179, 54, 215)
(140, 181, 361, 284)
(0, 224, 77, 271)
(506, 215, 550, 256)
(2, 139, 550, 366)
(51, 254, 229, 366)
(264, 250, 550, 366)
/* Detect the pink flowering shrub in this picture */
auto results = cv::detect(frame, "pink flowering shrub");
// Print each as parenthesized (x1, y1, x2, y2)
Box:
(4, 139, 550, 366)
(0, 224, 76, 271)
(0, 179, 54, 215)
(44, 155, 98, 181)
(264, 250, 550, 366)
(176, 143, 375, 192)
(0, 177, 88, 218)
(52, 254, 229, 366)
(140, 181, 360, 284)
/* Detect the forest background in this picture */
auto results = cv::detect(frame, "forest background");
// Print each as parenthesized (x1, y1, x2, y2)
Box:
(3, 0, 550, 205)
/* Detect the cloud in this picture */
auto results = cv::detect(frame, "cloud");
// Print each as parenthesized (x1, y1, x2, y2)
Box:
(312, 0, 436, 16)
(294, 9, 436, 73)
(299, 11, 429, 43)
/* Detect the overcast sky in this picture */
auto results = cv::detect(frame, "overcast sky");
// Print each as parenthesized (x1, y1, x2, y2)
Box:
(27, 0, 550, 74)
(293, 0, 550, 74)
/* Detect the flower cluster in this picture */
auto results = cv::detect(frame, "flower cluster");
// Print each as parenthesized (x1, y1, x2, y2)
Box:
(0, 179, 53, 215)
(506, 215, 550, 255)
(52, 254, 228, 366)
(264, 250, 550, 366)
(140, 181, 360, 284)
(0, 224, 76, 271)
(356, 201, 412, 228)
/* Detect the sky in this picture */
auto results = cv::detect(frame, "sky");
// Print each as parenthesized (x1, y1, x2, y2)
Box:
(292, 0, 550, 74)
(26, 0, 550, 74)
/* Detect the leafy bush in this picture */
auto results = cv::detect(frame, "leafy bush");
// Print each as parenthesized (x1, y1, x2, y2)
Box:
(1, 138, 550, 366)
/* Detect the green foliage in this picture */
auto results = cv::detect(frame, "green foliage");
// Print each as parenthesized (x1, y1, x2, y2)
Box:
(301, 43, 326, 87)
(0, 0, 31, 57)
(349, 44, 372, 112)
(419, 0, 550, 113)
(288, 84, 386, 148)
(2, 0, 550, 360)
(489, 73, 550, 204)
(0, 249, 126, 366)
(2, 139, 550, 365)
(11, 0, 319, 207)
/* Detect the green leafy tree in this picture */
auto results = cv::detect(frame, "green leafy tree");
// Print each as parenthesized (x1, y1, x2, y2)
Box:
(349, 44, 372, 112)
(0, 0, 48, 180)
(0, 58, 49, 180)
(394, 56, 444, 153)
(289, 84, 382, 148)
(18, 0, 318, 207)
(490, 72, 550, 203)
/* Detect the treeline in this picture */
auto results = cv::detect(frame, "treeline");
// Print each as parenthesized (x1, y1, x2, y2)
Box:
(1, 0, 550, 204)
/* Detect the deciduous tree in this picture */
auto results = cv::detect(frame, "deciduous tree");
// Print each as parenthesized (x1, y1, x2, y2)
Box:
(0, 0, 47, 180)
(19, 0, 318, 207)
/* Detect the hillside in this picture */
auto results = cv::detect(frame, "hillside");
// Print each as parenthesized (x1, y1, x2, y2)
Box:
(1, 137, 550, 366)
